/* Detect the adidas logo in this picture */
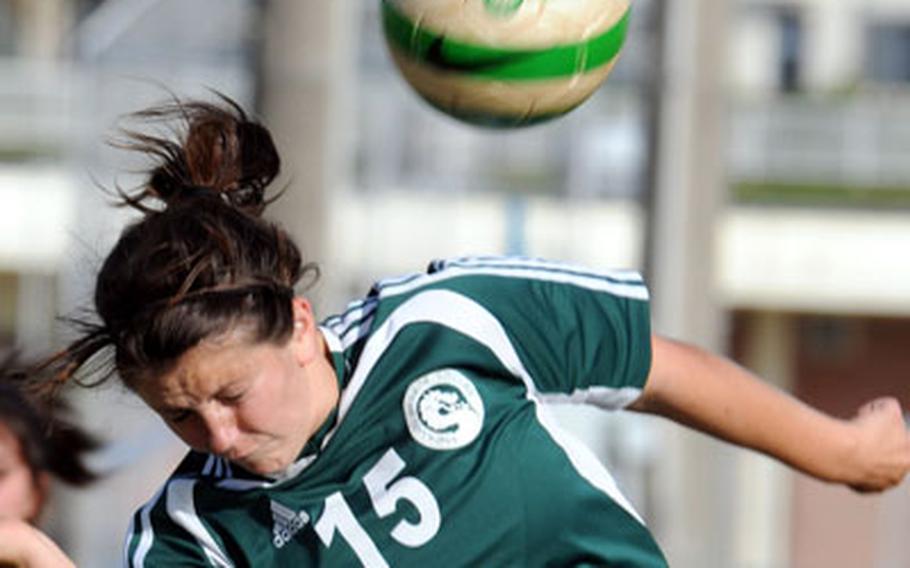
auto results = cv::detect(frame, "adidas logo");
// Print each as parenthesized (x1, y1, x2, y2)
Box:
(271, 499, 310, 549)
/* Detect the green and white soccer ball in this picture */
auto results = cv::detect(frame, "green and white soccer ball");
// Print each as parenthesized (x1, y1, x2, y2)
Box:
(381, 0, 631, 128)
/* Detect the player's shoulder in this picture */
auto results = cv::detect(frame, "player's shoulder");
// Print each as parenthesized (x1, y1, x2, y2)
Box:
(125, 451, 238, 567)
(372, 255, 648, 303)
(426, 255, 645, 288)
(321, 255, 648, 351)
(369, 255, 642, 296)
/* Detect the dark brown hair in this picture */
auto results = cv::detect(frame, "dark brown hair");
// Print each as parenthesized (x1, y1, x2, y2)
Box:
(46, 94, 316, 389)
(0, 357, 98, 486)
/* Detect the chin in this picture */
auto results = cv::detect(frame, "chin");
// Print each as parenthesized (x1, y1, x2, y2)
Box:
(239, 455, 293, 477)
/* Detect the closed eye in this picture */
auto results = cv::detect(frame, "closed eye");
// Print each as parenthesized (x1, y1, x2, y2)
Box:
(167, 409, 193, 424)
(218, 390, 247, 405)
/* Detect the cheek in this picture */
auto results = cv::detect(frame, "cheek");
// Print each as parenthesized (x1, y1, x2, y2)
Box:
(0, 467, 42, 520)
(236, 378, 298, 435)
(234, 396, 279, 434)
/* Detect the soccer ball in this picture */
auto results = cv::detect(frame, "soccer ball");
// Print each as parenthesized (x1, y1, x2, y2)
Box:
(381, 0, 631, 128)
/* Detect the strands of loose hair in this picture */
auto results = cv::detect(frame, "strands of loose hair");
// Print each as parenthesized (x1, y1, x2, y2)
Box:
(109, 93, 280, 215)
(0, 354, 100, 486)
(38, 92, 317, 393)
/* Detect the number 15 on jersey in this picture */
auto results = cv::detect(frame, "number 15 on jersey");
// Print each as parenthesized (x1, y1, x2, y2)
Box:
(314, 448, 441, 567)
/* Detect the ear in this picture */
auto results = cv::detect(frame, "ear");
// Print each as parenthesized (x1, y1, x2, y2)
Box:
(289, 297, 322, 366)
(28, 471, 51, 523)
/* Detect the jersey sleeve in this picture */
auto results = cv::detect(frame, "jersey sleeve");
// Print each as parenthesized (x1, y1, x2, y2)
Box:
(426, 256, 652, 408)
(123, 480, 233, 568)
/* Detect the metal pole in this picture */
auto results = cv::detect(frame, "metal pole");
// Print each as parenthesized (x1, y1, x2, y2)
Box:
(643, 0, 733, 566)
(255, 0, 354, 313)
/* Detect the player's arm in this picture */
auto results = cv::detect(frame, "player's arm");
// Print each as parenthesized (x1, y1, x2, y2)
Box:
(628, 334, 910, 493)
(0, 519, 75, 568)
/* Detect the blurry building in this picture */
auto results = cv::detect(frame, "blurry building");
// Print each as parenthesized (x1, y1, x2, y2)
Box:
(0, 0, 257, 565)
(0, 0, 908, 566)
(727, 2, 910, 567)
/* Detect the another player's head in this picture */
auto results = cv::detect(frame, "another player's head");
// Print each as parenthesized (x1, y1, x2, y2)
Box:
(44, 95, 338, 476)
(0, 362, 97, 522)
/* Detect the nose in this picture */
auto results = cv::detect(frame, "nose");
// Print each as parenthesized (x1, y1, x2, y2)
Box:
(199, 406, 238, 456)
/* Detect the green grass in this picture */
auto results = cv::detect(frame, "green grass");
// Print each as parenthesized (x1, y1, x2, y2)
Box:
(0, 146, 63, 162)
(734, 181, 910, 209)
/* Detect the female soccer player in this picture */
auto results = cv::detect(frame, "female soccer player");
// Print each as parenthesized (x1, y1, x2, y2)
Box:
(0, 361, 97, 567)
(41, 96, 910, 567)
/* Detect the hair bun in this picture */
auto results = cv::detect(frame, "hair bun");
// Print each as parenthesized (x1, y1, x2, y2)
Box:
(117, 94, 280, 217)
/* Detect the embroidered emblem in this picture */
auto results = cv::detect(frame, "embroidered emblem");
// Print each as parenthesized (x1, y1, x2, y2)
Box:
(403, 369, 485, 450)
(271, 499, 310, 549)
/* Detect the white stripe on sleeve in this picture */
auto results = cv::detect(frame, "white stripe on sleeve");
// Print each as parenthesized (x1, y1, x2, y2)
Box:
(126, 486, 164, 567)
(166, 479, 235, 567)
(378, 262, 648, 302)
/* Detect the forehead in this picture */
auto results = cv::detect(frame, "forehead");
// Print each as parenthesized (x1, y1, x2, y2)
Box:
(139, 336, 265, 405)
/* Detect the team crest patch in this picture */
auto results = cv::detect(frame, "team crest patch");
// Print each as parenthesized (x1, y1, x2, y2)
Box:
(403, 369, 485, 450)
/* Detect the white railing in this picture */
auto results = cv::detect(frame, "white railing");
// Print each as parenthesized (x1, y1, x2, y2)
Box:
(4, 57, 910, 192)
(729, 95, 910, 187)
(0, 58, 85, 155)
(356, 80, 910, 198)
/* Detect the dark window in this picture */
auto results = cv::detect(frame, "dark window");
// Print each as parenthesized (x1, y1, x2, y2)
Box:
(867, 22, 910, 84)
(0, 0, 17, 55)
(778, 10, 803, 93)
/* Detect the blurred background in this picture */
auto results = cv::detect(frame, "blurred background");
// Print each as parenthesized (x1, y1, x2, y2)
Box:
(1, 0, 909, 566)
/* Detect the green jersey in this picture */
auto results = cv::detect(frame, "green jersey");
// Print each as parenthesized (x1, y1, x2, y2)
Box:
(124, 256, 668, 567)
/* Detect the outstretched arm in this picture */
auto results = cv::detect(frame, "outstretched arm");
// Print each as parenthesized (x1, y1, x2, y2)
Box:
(629, 335, 910, 492)
(0, 519, 75, 568)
